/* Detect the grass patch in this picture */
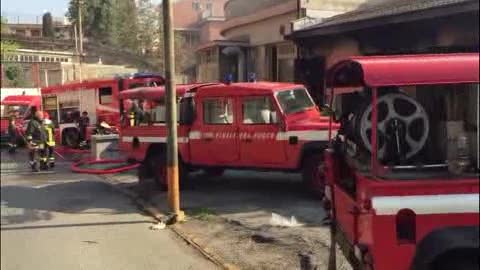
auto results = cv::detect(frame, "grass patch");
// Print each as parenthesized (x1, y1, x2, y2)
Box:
(187, 207, 216, 221)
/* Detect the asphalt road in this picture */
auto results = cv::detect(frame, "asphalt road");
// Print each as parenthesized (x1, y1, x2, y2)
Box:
(0, 149, 216, 270)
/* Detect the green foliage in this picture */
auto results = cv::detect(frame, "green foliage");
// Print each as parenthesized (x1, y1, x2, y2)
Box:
(67, 0, 113, 42)
(1, 16, 20, 58)
(137, 0, 159, 55)
(42, 12, 55, 38)
(64, 0, 191, 73)
(4, 64, 25, 87)
(1, 16, 7, 33)
(110, 0, 139, 51)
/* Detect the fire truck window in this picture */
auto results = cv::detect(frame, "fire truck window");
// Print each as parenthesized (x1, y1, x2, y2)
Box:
(147, 100, 166, 123)
(99, 87, 113, 104)
(243, 97, 277, 124)
(204, 98, 234, 124)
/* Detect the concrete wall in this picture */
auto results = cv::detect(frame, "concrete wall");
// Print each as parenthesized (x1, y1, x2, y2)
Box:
(224, 0, 292, 19)
(223, 12, 297, 46)
(199, 20, 225, 43)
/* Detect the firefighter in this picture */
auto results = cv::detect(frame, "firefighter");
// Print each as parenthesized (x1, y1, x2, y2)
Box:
(25, 110, 46, 172)
(129, 100, 144, 126)
(78, 111, 90, 146)
(42, 112, 56, 168)
(7, 110, 18, 153)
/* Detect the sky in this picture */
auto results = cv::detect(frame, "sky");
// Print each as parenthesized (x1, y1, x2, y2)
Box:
(1, 0, 163, 23)
(0, 0, 69, 17)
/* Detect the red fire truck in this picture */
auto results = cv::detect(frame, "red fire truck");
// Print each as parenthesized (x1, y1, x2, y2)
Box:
(41, 73, 164, 147)
(324, 53, 479, 270)
(1, 94, 41, 146)
(118, 82, 339, 194)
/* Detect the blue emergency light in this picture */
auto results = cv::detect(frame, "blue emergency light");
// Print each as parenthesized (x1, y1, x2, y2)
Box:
(224, 73, 234, 85)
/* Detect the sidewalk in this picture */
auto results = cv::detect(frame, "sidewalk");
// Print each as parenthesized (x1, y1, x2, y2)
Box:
(103, 170, 353, 270)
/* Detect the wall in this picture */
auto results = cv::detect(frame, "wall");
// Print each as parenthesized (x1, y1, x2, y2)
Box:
(199, 20, 225, 43)
(224, 0, 293, 19)
(223, 12, 297, 46)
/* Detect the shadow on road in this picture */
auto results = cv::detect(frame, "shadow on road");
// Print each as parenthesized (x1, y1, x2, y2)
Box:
(142, 170, 326, 227)
(1, 181, 138, 226)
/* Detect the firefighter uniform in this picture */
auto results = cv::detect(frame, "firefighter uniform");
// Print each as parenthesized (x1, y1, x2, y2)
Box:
(7, 114, 17, 153)
(42, 118, 56, 167)
(25, 115, 46, 171)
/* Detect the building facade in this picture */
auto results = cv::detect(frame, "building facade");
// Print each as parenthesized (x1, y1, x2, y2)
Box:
(1, 49, 137, 88)
(196, 0, 367, 83)
(289, 0, 479, 103)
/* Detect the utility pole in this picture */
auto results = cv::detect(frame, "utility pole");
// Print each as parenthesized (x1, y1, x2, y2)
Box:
(77, 0, 83, 81)
(162, 0, 184, 223)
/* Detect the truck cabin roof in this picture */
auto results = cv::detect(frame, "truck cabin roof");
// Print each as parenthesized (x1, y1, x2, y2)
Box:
(41, 75, 165, 95)
(1, 95, 41, 105)
(327, 53, 480, 92)
(194, 82, 306, 98)
(118, 83, 219, 100)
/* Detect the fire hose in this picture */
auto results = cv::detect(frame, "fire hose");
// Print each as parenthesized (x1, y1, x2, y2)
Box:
(70, 158, 140, 174)
(15, 127, 139, 175)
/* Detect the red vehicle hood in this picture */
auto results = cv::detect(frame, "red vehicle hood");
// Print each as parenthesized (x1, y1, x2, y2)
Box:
(285, 109, 339, 131)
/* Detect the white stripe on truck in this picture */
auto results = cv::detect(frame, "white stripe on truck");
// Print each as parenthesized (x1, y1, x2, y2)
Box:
(372, 193, 479, 215)
(122, 136, 188, 143)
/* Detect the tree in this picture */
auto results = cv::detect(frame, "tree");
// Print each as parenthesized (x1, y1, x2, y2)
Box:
(1, 17, 18, 57)
(42, 12, 54, 38)
(1, 17, 23, 87)
(110, 0, 139, 51)
(67, 0, 112, 42)
(137, 0, 159, 55)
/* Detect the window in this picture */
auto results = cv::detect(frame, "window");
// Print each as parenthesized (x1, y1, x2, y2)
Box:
(243, 97, 278, 124)
(99, 87, 113, 104)
(203, 98, 233, 124)
(192, 0, 200, 10)
(276, 88, 315, 114)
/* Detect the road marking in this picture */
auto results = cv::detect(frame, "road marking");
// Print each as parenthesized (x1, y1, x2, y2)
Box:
(372, 193, 480, 215)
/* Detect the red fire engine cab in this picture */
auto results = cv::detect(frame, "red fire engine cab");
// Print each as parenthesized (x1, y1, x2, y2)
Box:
(1, 94, 41, 145)
(119, 82, 339, 194)
(41, 73, 164, 147)
(324, 53, 479, 270)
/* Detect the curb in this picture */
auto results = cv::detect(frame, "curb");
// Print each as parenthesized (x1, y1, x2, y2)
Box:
(102, 176, 238, 270)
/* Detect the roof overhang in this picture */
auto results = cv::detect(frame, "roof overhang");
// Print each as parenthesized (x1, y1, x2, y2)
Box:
(290, 0, 479, 40)
(327, 53, 480, 88)
(195, 40, 250, 52)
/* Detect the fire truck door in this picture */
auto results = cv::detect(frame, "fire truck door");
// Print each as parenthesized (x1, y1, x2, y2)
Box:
(239, 96, 286, 166)
(189, 97, 239, 165)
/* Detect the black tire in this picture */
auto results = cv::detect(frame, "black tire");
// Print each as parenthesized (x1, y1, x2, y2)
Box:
(63, 129, 80, 148)
(432, 250, 479, 270)
(152, 154, 168, 191)
(137, 162, 150, 185)
(301, 153, 326, 199)
(203, 168, 225, 178)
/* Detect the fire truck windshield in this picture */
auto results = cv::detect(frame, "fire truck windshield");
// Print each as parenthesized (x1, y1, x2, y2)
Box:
(276, 88, 315, 114)
(1, 105, 29, 118)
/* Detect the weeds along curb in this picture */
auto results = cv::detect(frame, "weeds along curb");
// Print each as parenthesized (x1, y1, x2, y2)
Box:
(101, 175, 238, 270)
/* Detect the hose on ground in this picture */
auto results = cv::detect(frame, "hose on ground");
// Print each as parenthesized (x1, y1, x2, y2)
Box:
(71, 158, 140, 174)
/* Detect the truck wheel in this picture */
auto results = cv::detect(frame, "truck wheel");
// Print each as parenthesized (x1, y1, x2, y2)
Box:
(433, 250, 479, 270)
(302, 153, 325, 199)
(152, 155, 168, 191)
(137, 163, 149, 184)
(63, 129, 79, 148)
(203, 168, 225, 178)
